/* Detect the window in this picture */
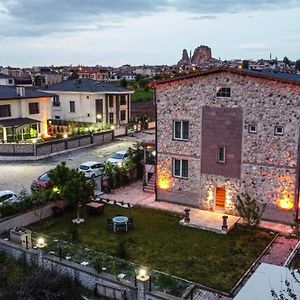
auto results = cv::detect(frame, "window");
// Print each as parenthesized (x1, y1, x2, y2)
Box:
(8, 79, 13, 84)
(69, 101, 75, 113)
(54, 116, 60, 119)
(274, 126, 284, 136)
(52, 96, 60, 107)
(120, 110, 126, 121)
(109, 95, 114, 108)
(120, 95, 127, 105)
(109, 112, 114, 124)
(216, 87, 231, 97)
(217, 146, 226, 163)
(0, 105, 11, 117)
(173, 159, 188, 178)
(248, 124, 257, 133)
(173, 121, 189, 140)
(29, 102, 39, 114)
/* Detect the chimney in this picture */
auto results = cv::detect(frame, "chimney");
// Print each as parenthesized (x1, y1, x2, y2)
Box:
(16, 86, 25, 97)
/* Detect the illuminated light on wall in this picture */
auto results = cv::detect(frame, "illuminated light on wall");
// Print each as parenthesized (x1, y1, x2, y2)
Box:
(225, 187, 234, 209)
(277, 191, 294, 210)
(157, 160, 172, 190)
(41, 97, 49, 137)
(273, 175, 295, 210)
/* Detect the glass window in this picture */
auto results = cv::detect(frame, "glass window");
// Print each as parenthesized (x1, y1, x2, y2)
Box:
(69, 101, 75, 112)
(120, 95, 127, 105)
(109, 112, 114, 124)
(217, 146, 226, 163)
(173, 121, 189, 140)
(0, 105, 11, 117)
(52, 96, 60, 107)
(109, 95, 114, 108)
(120, 110, 126, 121)
(173, 159, 188, 178)
(216, 87, 231, 97)
(248, 124, 257, 133)
(29, 102, 39, 114)
(274, 126, 284, 136)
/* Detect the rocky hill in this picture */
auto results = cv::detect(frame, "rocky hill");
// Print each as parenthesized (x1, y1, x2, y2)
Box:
(178, 45, 213, 65)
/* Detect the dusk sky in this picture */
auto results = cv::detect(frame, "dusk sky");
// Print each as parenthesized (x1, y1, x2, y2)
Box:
(0, 0, 299, 67)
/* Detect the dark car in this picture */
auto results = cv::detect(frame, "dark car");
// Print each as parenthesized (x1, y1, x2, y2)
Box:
(31, 172, 52, 191)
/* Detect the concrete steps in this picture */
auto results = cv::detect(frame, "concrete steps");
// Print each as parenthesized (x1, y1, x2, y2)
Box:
(143, 174, 155, 193)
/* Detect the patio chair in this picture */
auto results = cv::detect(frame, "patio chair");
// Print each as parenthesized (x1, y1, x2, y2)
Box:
(116, 222, 127, 231)
(127, 217, 134, 229)
(107, 218, 114, 230)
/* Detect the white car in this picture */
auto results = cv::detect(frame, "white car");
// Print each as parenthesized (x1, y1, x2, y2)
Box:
(0, 190, 19, 205)
(107, 151, 129, 166)
(79, 161, 103, 179)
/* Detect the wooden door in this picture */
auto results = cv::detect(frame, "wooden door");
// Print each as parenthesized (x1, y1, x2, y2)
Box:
(215, 187, 226, 209)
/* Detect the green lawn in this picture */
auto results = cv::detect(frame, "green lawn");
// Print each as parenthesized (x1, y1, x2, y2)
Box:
(29, 205, 273, 292)
(132, 89, 154, 102)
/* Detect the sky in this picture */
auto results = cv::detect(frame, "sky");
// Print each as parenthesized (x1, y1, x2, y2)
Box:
(0, 0, 299, 67)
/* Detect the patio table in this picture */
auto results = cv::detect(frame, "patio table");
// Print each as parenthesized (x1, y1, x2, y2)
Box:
(85, 202, 104, 215)
(112, 216, 129, 232)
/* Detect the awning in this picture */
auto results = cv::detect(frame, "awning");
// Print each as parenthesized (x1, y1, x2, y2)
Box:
(0, 117, 40, 127)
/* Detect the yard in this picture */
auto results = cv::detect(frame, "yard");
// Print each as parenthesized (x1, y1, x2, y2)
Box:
(132, 89, 154, 102)
(29, 204, 273, 293)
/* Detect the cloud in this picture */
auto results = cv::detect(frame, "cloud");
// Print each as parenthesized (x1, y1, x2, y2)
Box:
(188, 15, 217, 20)
(0, 0, 298, 37)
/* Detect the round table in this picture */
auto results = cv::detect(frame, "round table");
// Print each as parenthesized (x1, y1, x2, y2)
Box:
(112, 216, 129, 231)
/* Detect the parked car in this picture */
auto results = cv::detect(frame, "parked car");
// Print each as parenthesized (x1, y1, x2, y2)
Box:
(31, 172, 52, 191)
(107, 151, 128, 166)
(0, 190, 19, 205)
(79, 161, 103, 179)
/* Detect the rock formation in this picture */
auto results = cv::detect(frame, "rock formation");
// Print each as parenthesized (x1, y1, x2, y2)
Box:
(177, 45, 213, 65)
(177, 49, 190, 66)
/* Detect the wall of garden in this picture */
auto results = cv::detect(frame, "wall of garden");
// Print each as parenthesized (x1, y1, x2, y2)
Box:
(0, 238, 181, 300)
(0, 130, 113, 160)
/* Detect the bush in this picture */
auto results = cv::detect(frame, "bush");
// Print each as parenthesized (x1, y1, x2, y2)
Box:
(235, 192, 266, 226)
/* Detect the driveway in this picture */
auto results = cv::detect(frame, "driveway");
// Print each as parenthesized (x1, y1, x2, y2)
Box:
(0, 131, 154, 194)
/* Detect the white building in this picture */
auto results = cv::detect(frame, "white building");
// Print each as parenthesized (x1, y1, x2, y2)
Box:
(0, 86, 53, 142)
(43, 78, 133, 126)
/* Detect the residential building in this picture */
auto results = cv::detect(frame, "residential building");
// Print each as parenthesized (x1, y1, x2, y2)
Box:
(0, 86, 53, 142)
(43, 78, 133, 126)
(77, 67, 109, 81)
(155, 68, 300, 224)
(0, 73, 15, 86)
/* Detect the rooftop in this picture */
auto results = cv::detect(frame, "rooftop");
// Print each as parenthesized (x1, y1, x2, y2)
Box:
(44, 78, 133, 93)
(0, 85, 54, 100)
(155, 67, 300, 86)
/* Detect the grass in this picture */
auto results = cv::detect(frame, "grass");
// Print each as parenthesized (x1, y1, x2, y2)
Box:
(29, 205, 273, 292)
(132, 89, 154, 102)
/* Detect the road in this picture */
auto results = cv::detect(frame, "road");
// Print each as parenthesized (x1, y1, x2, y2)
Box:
(0, 131, 154, 194)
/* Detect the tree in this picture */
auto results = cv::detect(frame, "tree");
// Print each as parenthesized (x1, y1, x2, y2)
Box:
(48, 162, 94, 218)
(242, 60, 249, 69)
(235, 192, 266, 226)
(120, 78, 128, 88)
(69, 69, 79, 79)
(295, 59, 300, 72)
(283, 56, 290, 66)
(34, 75, 45, 87)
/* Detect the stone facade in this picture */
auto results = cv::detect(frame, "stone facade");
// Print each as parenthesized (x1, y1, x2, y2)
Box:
(156, 70, 300, 223)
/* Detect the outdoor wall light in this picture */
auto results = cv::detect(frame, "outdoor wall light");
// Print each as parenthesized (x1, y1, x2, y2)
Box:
(96, 114, 102, 120)
(136, 268, 149, 282)
(63, 133, 68, 139)
(36, 237, 47, 249)
(111, 125, 115, 130)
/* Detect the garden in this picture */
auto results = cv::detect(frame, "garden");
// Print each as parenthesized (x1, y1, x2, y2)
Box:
(28, 204, 274, 294)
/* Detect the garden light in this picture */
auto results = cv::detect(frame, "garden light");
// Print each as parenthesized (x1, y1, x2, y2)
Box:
(136, 267, 149, 282)
(36, 237, 47, 249)
(63, 133, 68, 138)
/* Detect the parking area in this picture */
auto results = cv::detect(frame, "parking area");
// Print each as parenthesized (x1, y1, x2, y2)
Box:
(0, 131, 154, 194)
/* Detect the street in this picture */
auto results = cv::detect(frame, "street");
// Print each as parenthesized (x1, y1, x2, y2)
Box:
(0, 131, 154, 194)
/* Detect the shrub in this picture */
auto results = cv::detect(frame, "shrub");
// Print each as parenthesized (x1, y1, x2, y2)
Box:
(236, 192, 266, 226)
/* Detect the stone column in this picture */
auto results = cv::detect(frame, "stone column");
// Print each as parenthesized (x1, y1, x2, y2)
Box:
(136, 273, 149, 300)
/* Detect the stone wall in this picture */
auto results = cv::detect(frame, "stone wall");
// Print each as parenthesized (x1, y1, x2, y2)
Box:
(0, 202, 56, 234)
(0, 239, 181, 300)
(156, 71, 300, 223)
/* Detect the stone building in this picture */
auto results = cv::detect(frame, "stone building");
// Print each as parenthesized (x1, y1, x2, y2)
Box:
(155, 68, 300, 224)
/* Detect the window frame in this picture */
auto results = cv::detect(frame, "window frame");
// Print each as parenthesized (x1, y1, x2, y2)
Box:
(216, 87, 231, 97)
(173, 120, 189, 141)
(274, 126, 284, 136)
(120, 110, 126, 121)
(52, 95, 60, 107)
(28, 102, 40, 114)
(0, 104, 11, 118)
(217, 145, 226, 163)
(248, 124, 257, 134)
(69, 101, 75, 113)
(172, 158, 189, 179)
